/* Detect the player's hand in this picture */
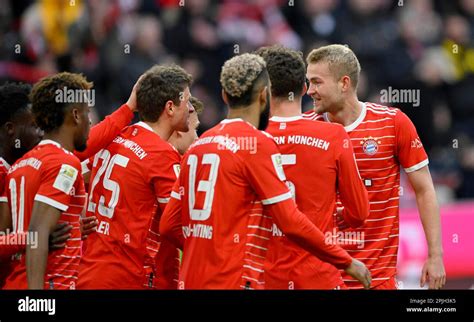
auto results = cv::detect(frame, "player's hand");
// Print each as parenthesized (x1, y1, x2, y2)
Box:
(80, 216, 98, 240)
(344, 258, 372, 289)
(420, 255, 446, 289)
(126, 75, 144, 112)
(49, 222, 72, 249)
(335, 207, 350, 231)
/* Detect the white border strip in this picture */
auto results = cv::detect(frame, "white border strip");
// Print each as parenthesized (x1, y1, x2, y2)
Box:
(157, 197, 170, 204)
(404, 159, 429, 173)
(170, 191, 181, 200)
(261, 191, 292, 205)
(35, 194, 68, 211)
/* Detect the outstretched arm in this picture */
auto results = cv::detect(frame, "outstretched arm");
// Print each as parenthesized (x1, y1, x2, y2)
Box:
(407, 166, 446, 290)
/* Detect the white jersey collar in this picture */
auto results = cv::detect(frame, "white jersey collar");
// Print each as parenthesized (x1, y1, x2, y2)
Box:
(323, 102, 366, 132)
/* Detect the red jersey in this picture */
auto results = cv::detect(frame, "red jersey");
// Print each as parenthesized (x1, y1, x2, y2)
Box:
(3, 140, 85, 290)
(0, 157, 14, 287)
(0, 157, 9, 201)
(304, 102, 429, 289)
(160, 118, 353, 289)
(264, 116, 369, 289)
(77, 122, 181, 289)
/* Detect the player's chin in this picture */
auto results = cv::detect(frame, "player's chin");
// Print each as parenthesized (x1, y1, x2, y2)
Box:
(74, 142, 88, 152)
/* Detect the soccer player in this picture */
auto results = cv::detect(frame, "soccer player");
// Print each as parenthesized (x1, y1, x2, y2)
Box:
(0, 79, 138, 288)
(304, 44, 446, 289)
(145, 96, 204, 289)
(77, 65, 193, 289)
(3, 73, 92, 289)
(254, 45, 369, 289)
(160, 53, 371, 290)
(168, 96, 203, 155)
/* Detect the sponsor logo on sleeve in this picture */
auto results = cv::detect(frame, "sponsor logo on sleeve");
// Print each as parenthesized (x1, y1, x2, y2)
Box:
(53, 164, 78, 194)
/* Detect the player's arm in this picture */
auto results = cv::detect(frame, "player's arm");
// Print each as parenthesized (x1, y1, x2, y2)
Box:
(0, 201, 12, 231)
(395, 110, 445, 290)
(73, 76, 141, 161)
(160, 190, 184, 249)
(407, 166, 445, 289)
(248, 137, 371, 288)
(26, 201, 62, 289)
(0, 223, 72, 261)
(336, 128, 369, 228)
(263, 198, 370, 288)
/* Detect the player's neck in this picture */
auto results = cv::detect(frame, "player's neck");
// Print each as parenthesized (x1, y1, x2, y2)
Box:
(143, 120, 174, 141)
(42, 132, 74, 152)
(270, 98, 302, 117)
(327, 96, 361, 127)
(227, 102, 261, 128)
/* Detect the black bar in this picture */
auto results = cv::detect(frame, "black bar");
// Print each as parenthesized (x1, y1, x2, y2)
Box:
(0, 290, 472, 321)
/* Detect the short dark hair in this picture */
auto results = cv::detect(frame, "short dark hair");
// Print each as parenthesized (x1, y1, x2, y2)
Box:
(0, 82, 32, 126)
(137, 65, 193, 122)
(220, 53, 269, 109)
(30, 72, 93, 132)
(189, 96, 204, 115)
(255, 45, 306, 99)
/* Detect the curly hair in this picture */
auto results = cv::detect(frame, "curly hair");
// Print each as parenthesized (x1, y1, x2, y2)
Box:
(220, 53, 269, 108)
(255, 45, 306, 99)
(30, 72, 93, 132)
(306, 44, 361, 89)
(137, 64, 193, 122)
(0, 82, 32, 126)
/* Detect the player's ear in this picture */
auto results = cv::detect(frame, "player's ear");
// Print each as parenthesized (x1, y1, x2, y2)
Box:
(164, 100, 174, 116)
(340, 75, 351, 92)
(221, 90, 229, 105)
(71, 106, 81, 125)
(302, 82, 308, 97)
(258, 86, 268, 109)
(4, 121, 15, 137)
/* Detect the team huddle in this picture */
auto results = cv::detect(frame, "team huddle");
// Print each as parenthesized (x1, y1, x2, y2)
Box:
(0, 44, 446, 290)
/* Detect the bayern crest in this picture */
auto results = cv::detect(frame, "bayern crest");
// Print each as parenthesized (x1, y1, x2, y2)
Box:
(360, 137, 381, 156)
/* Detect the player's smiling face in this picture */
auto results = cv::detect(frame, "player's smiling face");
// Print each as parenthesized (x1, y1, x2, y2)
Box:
(306, 62, 343, 114)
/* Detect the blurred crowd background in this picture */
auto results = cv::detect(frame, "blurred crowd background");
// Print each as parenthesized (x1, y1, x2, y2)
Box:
(0, 0, 474, 203)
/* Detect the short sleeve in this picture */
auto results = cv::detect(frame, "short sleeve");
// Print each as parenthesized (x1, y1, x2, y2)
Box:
(395, 110, 429, 173)
(35, 156, 81, 211)
(244, 135, 292, 205)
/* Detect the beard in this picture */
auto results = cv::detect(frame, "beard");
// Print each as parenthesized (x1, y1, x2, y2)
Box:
(74, 143, 87, 152)
(257, 92, 271, 131)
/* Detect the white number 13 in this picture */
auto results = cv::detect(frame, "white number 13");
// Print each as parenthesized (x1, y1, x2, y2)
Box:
(187, 153, 220, 221)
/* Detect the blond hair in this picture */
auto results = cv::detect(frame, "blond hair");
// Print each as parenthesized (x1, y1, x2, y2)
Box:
(306, 44, 361, 89)
(220, 53, 266, 98)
